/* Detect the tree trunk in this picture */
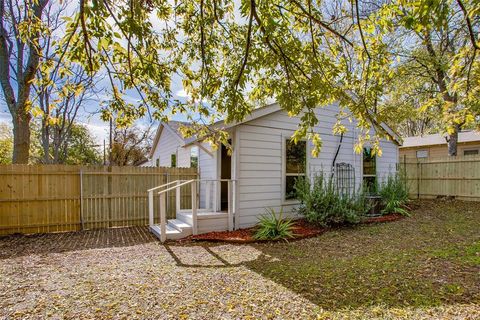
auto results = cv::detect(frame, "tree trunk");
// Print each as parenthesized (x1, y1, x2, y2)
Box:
(41, 118, 51, 164)
(12, 110, 31, 164)
(447, 123, 460, 156)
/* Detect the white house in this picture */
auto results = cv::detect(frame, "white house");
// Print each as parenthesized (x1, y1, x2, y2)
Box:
(143, 121, 197, 168)
(147, 102, 401, 241)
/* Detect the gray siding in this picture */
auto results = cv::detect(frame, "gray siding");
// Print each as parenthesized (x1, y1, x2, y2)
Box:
(151, 127, 191, 168)
(235, 103, 399, 228)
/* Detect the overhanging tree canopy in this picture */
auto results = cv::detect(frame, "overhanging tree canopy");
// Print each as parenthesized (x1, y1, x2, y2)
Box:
(2, 0, 479, 162)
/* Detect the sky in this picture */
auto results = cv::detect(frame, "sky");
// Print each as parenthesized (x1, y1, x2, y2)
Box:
(0, 0, 208, 145)
(0, 83, 190, 144)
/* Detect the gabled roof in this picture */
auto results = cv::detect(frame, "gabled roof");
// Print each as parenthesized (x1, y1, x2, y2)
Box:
(149, 120, 192, 158)
(401, 131, 480, 148)
(184, 102, 402, 146)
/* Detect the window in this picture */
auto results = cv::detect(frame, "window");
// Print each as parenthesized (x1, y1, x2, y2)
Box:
(363, 147, 376, 194)
(285, 139, 306, 200)
(171, 154, 177, 167)
(464, 149, 479, 156)
(190, 147, 198, 168)
(416, 150, 428, 158)
(155, 158, 160, 167)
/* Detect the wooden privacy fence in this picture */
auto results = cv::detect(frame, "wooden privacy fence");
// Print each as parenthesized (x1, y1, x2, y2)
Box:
(0, 165, 197, 236)
(400, 155, 480, 201)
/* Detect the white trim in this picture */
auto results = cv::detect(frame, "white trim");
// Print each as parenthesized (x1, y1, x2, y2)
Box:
(149, 125, 164, 158)
(149, 122, 189, 158)
(216, 147, 221, 211)
(361, 146, 377, 186)
(196, 142, 214, 157)
(232, 127, 241, 229)
(163, 123, 186, 145)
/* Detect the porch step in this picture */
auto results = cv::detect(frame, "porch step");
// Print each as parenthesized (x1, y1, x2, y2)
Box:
(177, 211, 229, 235)
(150, 211, 230, 241)
(177, 211, 228, 225)
(169, 219, 192, 232)
(150, 224, 180, 240)
(150, 219, 193, 241)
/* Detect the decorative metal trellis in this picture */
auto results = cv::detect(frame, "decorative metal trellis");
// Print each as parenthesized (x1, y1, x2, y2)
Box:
(334, 162, 355, 197)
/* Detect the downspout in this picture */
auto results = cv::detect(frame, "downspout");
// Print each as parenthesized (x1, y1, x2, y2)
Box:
(330, 132, 344, 180)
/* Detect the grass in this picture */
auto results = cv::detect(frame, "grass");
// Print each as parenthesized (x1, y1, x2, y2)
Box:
(246, 199, 480, 310)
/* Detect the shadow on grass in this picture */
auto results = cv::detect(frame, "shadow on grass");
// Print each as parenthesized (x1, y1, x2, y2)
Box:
(164, 200, 480, 311)
(1, 200, 478, 311)
(0, 226, 157, 259)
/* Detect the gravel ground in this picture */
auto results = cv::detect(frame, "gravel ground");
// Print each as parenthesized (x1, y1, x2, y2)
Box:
(0, 201, 479, 319)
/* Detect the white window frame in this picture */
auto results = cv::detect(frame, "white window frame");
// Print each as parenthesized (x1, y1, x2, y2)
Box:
(282, 135, 308, 204)
(416, 150, 429, 158)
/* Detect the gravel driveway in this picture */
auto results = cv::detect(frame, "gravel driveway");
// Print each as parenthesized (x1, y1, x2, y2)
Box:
(1, 203, 479, 319)
(1, 227, 320, 319)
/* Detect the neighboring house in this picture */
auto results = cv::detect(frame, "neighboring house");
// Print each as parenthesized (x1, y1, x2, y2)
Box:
(148, 102, 401, 241)
(400, 131, 480, 159)
(144, 121, 197, 168)
(137, 159, 149, 167)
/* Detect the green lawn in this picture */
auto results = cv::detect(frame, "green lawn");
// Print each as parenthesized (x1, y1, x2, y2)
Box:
(245, 199, 480, 311)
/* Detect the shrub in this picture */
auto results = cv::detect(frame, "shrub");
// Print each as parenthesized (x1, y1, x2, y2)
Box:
(294, 175, 368, 226)
(378, 174, 410, 216)
(253, 208, 296, 241)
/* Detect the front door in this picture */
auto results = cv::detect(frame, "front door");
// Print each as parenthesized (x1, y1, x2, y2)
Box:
(220, 141, 231, 211)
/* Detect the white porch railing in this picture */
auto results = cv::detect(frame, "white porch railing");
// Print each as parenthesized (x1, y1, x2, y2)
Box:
(147, 179, 236, 242)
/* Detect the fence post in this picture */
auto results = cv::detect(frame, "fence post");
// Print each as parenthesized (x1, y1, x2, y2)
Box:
(148, 190, 154, 227)
(416, 159, 420, 199)
(80, 169, 84, 231)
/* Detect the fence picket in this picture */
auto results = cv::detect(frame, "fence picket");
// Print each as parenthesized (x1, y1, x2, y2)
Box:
(0, 165, 197, 236)
(400, 155, 480, 201)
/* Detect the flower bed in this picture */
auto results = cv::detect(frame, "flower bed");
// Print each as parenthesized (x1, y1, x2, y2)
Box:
(183, 214, 405, 243)
(184, 219, 325, 243)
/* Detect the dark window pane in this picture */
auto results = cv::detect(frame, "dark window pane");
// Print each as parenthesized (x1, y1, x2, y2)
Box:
(363, 148, 376, 175)
(363, 176, 377, 194)
(286, 140, 306, 173)
(171, 154, 176, 167)
(464, 149, 479, 156)
(285, 175, 302, 200)
(190, 156, 198, 168)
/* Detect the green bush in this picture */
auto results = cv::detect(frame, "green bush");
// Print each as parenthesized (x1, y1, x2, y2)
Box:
(378, 174, 410, 216)
(253, 208, 296, 241)
(294, 175, 368, 226)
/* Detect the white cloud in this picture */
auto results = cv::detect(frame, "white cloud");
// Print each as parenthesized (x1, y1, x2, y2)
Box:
(175, 89, 190, 98)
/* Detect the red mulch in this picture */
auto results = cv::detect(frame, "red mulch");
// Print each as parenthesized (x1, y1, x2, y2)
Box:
(361, 213, 404, 224)
(184, 219, 325, 243)
(183, 214, 405, 243)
